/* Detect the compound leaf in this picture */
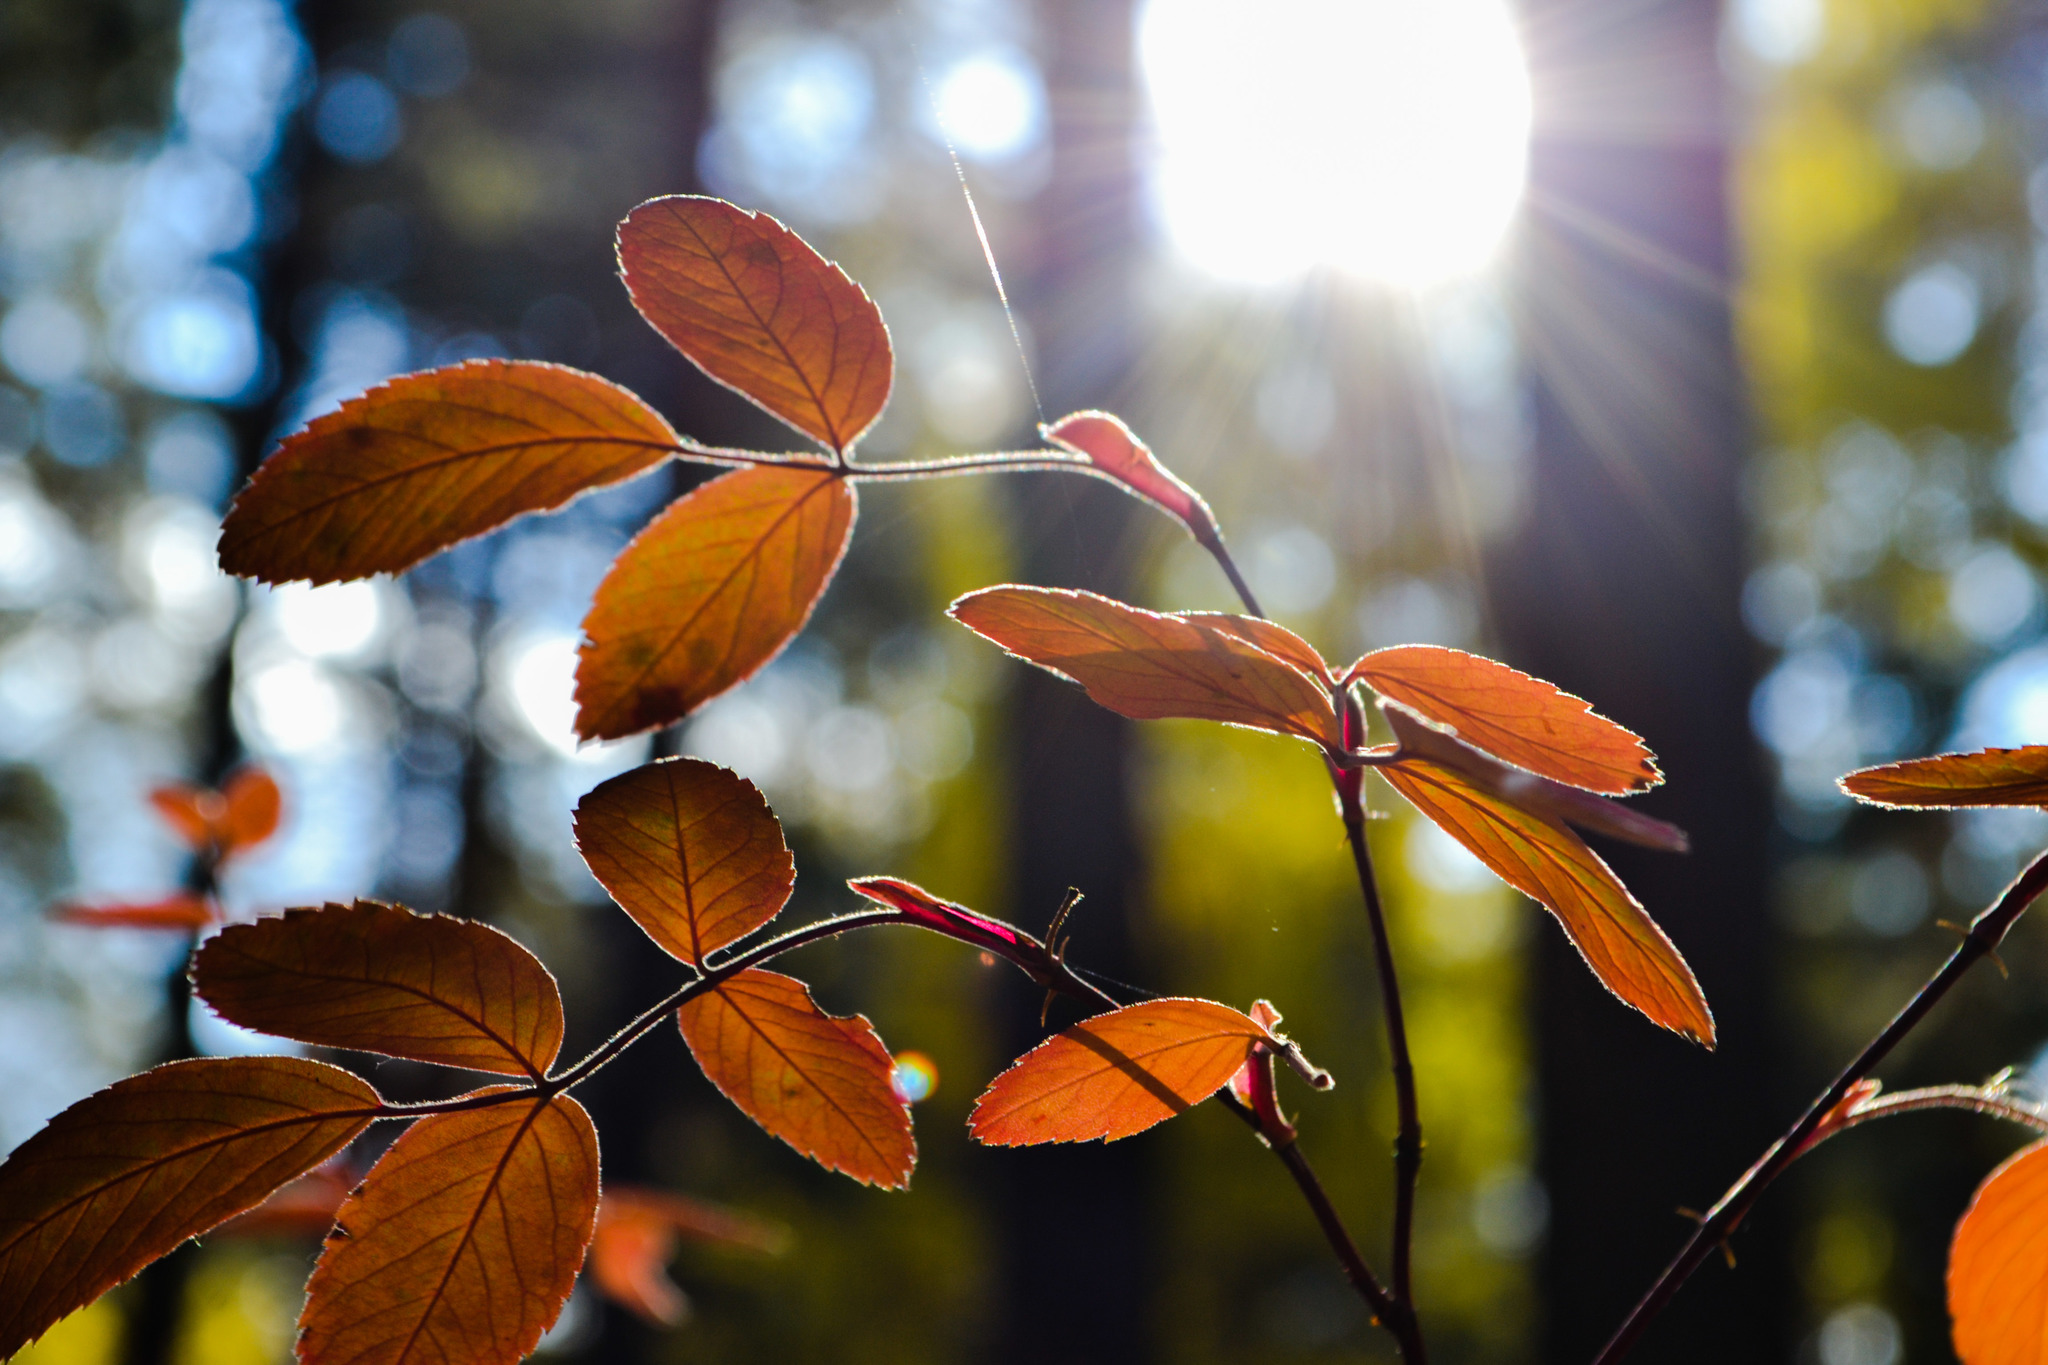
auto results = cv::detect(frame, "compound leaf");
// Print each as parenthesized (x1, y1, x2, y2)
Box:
(575, 758, 794, 965)
(1843, 747, 2048, 810)
(575, 464, 855, 741)
(192, 901, 565, 1078)
(298, 1093, 599, 1365)
(969, 998, 1274, 1145)
(1380, 757, 1712, 1045)
(220, 360, 679, 584)
(0, 1057, 378, 1359)
(618, 196, 892, 454)
(949, 586, 1342, 750)
(676, 969, 913, 1189)
(1349, 645, 1659, 794)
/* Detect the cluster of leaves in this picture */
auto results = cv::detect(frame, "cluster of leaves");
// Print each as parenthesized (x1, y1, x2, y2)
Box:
(54, 766, 280, 931)
(12, 192, 2048, 1365)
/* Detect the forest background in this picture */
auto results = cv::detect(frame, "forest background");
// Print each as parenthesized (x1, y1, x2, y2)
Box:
(0, 0, 2037, 1362)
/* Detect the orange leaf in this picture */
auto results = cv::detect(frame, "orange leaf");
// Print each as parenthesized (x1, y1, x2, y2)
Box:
(969, 998, 1275, 1146)
(948, 586, 1343, 750)
(0, 1057, 378, 1359)
(1187, 612, 1334, 683)
(52, 895, 216, 931)
(618, 196, 893, 454)
(574, 758, 793, 964)
(589, 1187, 788, 1328)
(299, 1092, 599, 1365)
(219, 360, 678, 585)
(1042, 411, 1221, 544)
(215, 1159, 354, 1240)
(1349, 644, 1660, 794)
(1381, 701, 1687, 853)
(1950, 1138, 2048, 1365)
(676, 968, 913, 1188)
(148, 784, 221, 853)
(574, 464, 856, 741)
(1379, 756, 1713, 1044)
(192, 901, 565, 1078)
(1843, 747, 2048, 810)
(220, 766, 282, 853)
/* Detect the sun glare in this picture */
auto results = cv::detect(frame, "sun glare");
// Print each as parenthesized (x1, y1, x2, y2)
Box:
(1140, 0, 1533, 288)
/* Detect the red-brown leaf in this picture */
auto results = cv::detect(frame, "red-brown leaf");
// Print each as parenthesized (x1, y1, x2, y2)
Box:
(148, 784, 219, 853)
(52, 895, 216, 931)
(1379, 757, 1713, 1044)
(1348, 645, 1660, 794)
(846, 876, 1039, 960)
(969, 998, 1275, 1146)
(298, 1092, 599, 1365)
(948, 586, 1342, 750)
(618, 196, 893, 454)
(0, 1057, 378, 1359)
(215, 1159, 354, 1240)
(192, 901, 565, 1078)
(575, 464, 856, 741)
(219, 360, 678, 584)
(221, 766, 283, 852)
(588, 1186, 788, 1327)
(1187, 613, 1334, 683)
(1950, 1138, 2048, 1365)
(1042, 411, 1221, 543)
(1842, 747, 2048, 810)
(574, 758, 793, 965)
(676, 968, 914, 1188)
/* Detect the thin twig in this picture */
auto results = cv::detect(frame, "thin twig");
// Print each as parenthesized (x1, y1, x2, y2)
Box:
(840, 449, 1087, 479)
(1590, 846, 2048, 1365)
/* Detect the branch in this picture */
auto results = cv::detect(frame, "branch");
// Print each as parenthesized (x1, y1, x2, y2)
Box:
(1590, 846, 2048, 1365)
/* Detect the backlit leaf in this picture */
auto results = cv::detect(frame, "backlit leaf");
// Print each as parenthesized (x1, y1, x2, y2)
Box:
(676, 968, 913, 1188)
(1042, 411, 1221, 544)
(949, 586, 1342, 750)
(1349, 645, 1659, 794)
(216, 1159, 354, 1240)
(575, 464, 855, 741)
(148, 784, 217, 853)
(1950, 1139, 2048, 1365)
(969, 998, 1275, 1145)
(219, 361, 678, 585)
(574, 758, 793, 965)
(847, 876, 1036, 959)
(1188, 612, 1334, 683)
(1843, 747, 2048, 810)
(618, 196, 892, 454)
(589, 1187, 789, 1328)
(1379, 757, 1713, 1045)
(192, 901, 565, 1078)
(52, 895, 216, 931)
(0, 1057, 378, 1359)
(221, 767, 283, 852)
(299, 1093, 599, 1365)
(1381, 702, 1687, 853)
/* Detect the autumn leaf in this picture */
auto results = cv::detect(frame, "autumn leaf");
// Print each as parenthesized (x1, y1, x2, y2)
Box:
(1041, 411, 1223, 547)
(949, 586, 1343, 750)
(575, 463, 856, 741)
(1843, 747, 2048, 810)
(618, 196, 893, 454)
(589, 1186, 789, 1328)
(969, 998, 1276, 1146)
(299, 1092, 599, 1365)
(676, 968, 914, 1188)
(1348, 645, 1659, 794)
(219, 361, 679, 585)
(1381, 701, 1687, 853)
(847, 876, 1039, 961)
(575, 758, 794, 964)
(1950, 1138, 2048, 1365)
(1189, 612, 1334, 683)
(192, 901, 565, 1079)
(215, 1158, 354, 1240)
(148, 766, 282, 861)
(0, 1057, 378, 1359)
(52, 894, 216, 931)
(1378, 753, 1713, 1045)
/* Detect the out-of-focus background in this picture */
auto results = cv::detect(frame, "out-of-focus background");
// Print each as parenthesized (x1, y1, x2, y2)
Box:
(1, 0, 2043, 1361)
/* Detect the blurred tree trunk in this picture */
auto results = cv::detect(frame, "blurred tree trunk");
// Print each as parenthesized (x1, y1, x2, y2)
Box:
(992, 1, 1154, 1361)
(1497, 1, 1790, 1360)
